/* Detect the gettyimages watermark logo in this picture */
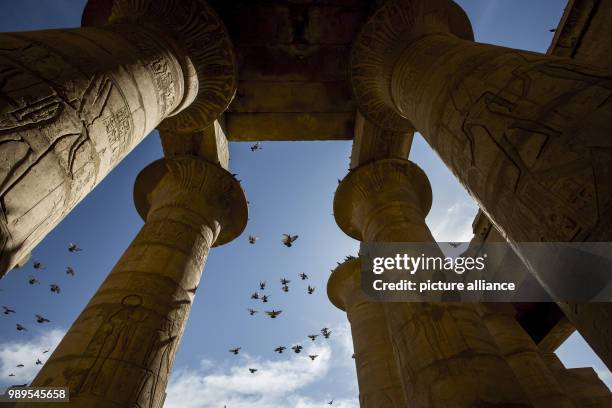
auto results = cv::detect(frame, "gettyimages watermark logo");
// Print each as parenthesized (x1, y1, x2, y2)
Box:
(360, 242, 612, 302)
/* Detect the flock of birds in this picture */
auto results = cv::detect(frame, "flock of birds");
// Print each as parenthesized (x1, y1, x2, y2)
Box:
(237, 233, 331, 368)
(1, 243, 82, 386)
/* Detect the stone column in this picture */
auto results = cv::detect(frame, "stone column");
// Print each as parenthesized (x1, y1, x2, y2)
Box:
(18, 156, 247, 408)
(479, 304, 574, 407)
(334, 158, 530, 407)
(0, 0, 237, 277)
(350, 0, 612, 368)
(328, 257, 407, 407)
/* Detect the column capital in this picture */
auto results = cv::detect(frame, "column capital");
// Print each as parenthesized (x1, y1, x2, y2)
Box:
(82, 0, 237, 132)
(133, 157, 247, 246)
(334, 158, 432, 241)
(350, 0, 472, 131)
(327, 257, 361, 312)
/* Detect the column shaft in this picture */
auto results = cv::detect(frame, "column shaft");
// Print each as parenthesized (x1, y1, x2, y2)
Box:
(17, 157, 247, 407)
(479, 304, 574, 407)
(351, 0, 612, 369)
(328, 259, 407, 407)
(0, 24, 186, 276)
(334, 159, 530, 407)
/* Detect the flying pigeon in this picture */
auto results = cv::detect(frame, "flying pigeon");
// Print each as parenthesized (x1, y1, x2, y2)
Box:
(251, 292, 259, 300)
(229, 347, 241, 355)
(291, 345, 303, 354)
(248, 368, 258, 374)
(321, 328, 331, 339)
(49, 284, 60, 294)
(265, 310, 282, 318)
(307, 286, 315, 294)
(281, 285, 289, 293)
(259, 281, 266, 290)
(248, 235, 260, 244)
(28, 276, 40, 285)
(308, 355, 318, 361)
(298, 273, 308, 280)
(16, 324, 27, 331)
(3, 306, 16, 315)
(66, 267, 75, 276)
(35, 314, 50, 324)
(274, 346, 286, 354)
(261, 295, 269, 303)
(68, 243, 82, 252)
(248, 309, 258, 316)
(32, 261, 45, 270)
(281, 234, 298, 247)
(307, 334, 318, 341)
(280, 278, 291, 286)
(35, 359, 42, 365)
(250, 142, 262, 152)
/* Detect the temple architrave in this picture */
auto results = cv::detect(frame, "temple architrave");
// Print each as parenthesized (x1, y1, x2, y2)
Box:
(1, 0, 611, 406)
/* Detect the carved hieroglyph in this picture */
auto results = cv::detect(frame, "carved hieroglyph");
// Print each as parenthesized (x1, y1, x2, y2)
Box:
(350, 0, 612, 370)
(17, 157, 247, 408)
(328, 258, 407, 407)
(0, 0, 238, 277)
(334, 159, 531, 407)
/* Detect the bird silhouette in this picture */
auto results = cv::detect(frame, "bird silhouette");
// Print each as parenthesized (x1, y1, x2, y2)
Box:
(308, 355, 318, 361)
(251, 292, 259, 300)
(49, 284, 60, 294)
(8, 373, 14, 377)
(274, 346, 286, 354)
(298, 273, 308, 280)
(65, 267, 75, 276)
(261, 295, 269, 303)
(307, 286, 315, 294)
(42, 349, 49, 354)
(229, 347, 241, 355)
(248, 235, 260, 244)
(265, 310, 282, 318)
(32, 261, 45, 270)
(328, 400, 334, 405)
(250, 142, 262, 152)
(280, 278, 291, 286)
(16, 324, 27, 331)
(16, 364, 24, 368)
(321, 328, 331, 339)
(35, 314, 50, 324)
(448, 242, 461, 248)
(281, 285, 289, 293)
(259, 281, 266, 290)
(281, 234, 298, 247)
(248, 309, 258, 316)
(291, 345, 303, 353)
(28, 276, 40, 285)
(549, 28, 556, 32)
(307, 334, 318, 341)
(35, 359, 42, 365)
(68, 243, 82, 252)
(3, 306, 16, 315)
(352, 353, 356, 359)
(248, 368, 257, 374)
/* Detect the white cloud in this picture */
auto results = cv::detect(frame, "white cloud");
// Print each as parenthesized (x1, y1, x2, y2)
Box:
(0, 328, 65, 386)
(429, 201, 478, 243)
(166, 333, 358, 408)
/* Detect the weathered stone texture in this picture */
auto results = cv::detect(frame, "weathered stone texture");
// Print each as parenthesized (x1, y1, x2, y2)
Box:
(17, 157, 247, 407)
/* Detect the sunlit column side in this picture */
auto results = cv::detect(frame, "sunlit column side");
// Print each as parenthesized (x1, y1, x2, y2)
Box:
(0, 0, 237, 277)
(328, 257, 408, 407)
(334, 158, 530, 407)
(17, 156, 247, 408)
(350, 0, 612, 369)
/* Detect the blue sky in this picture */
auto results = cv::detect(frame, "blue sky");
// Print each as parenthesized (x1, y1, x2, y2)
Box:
(0, 1, 609, 406)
